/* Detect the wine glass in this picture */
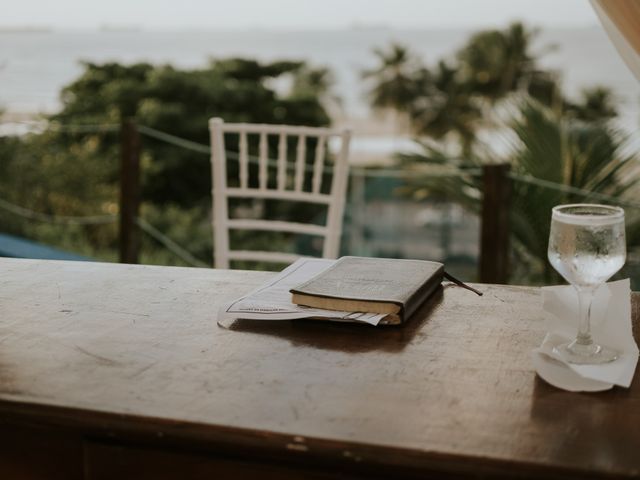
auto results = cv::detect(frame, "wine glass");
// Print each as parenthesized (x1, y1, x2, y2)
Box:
(547, 204, 626, 365)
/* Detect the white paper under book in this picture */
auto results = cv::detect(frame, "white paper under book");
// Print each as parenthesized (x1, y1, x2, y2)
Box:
(218, 258, 387, 327)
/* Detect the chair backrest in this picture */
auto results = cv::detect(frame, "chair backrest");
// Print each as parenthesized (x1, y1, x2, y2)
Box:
(209, 118, 351, 269)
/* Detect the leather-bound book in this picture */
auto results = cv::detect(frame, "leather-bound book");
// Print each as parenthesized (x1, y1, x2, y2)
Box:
(290, 256, 446, 325)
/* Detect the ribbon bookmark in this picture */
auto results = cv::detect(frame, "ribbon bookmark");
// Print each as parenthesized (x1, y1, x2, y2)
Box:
(444, 271, 483, 296)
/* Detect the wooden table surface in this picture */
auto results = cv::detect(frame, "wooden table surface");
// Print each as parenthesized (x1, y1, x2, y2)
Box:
(0, 258, 638, 479)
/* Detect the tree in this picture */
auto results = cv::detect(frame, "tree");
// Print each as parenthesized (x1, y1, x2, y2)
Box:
(365, 22, 636, 284)
(291, 65, 343, 115)
(408, 61, 482, 157)
(1, 58, 334, 265)
(365, 23, 564, 157)
(50, 59, 331, 207)
(457, 22, 540, 101)
(565, 86, 618, 122)
(0, 129, 119, 258)
(362, 43, 421, 116)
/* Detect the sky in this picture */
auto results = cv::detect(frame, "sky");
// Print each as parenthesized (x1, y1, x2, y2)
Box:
(0, 0, 600, 30)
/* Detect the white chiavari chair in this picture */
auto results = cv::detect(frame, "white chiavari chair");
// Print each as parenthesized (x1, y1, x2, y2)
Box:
(209, 118, 351, 269)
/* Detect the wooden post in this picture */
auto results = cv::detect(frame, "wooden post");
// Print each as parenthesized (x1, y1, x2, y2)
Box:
(479, 163, 511, 284)
(119, 118, 141, 264)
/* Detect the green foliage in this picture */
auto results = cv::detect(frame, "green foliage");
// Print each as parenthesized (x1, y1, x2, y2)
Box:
(363, 23, 569, 155)
(139, 203, 212, 266)
(364, 22, 637, 284)
(457, 22, 538, 99)
(398, 100, 640, 283)
(408, 61, 482, 155)
(564, 86, 618, 122)
(0, 130, 117, 216)
(1, 58, 332, 265)
(291, 65, 334, 98)
(0, 128, 120, 258)
(507, 101, 638, 282)
(53, 59, 330, 207)
(362, 43, 422, 114)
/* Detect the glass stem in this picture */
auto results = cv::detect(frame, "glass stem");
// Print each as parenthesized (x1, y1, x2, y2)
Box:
(575, 286, 595, 346)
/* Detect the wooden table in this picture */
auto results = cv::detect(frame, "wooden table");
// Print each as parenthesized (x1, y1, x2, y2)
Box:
(0, 258, 638, 479)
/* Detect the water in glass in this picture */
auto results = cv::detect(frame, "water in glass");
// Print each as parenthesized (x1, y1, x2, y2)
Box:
(547, 204, 626, 364)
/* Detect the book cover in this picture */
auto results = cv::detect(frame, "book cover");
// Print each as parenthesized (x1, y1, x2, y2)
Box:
(290, 256, 444, 324)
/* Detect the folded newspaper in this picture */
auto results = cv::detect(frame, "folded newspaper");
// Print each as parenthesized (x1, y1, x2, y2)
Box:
(217, 258, 386, 327)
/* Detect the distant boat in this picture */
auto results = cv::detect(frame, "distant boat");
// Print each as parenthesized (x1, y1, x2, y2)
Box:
(99, 24, 142, 33)
(0, 26, 52, 34)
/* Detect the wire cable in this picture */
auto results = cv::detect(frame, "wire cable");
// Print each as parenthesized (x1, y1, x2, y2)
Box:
(137, 124, 485, 179)
(508, 172, 640, 210)
(135, 217, 209, 268)
(351, 166, 482, 179)
(137, 125, 212, 154)
(2, 120, 118, 134)
(0, 197, 117, 225)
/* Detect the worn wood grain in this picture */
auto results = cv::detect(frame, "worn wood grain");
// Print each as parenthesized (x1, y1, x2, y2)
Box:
(0, 258, 638, 479)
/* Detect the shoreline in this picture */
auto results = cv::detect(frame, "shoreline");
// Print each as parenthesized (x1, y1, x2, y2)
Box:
(1, 108, 405, 133)
(0, 110, 412, 166)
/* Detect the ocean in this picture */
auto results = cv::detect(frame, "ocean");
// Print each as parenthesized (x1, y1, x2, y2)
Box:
(1, 27, 638, 158)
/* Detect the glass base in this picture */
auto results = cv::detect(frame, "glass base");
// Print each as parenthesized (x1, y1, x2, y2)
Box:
(553, 340, 618, 365)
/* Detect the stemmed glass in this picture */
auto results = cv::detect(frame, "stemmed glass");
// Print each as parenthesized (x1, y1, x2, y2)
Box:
(547, 204, 626, 364)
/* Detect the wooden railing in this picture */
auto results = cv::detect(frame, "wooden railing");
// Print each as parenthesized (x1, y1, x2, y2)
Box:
(479, 164, 511, 284)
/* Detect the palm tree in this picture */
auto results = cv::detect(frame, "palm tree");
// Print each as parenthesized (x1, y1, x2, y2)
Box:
(292, 66, 333, 95)
(291, 65, 342, 115)
(398, 99, 640, 283)
(408, 61, 482, 158)
(456, 22, 541, 102)
(361, 43, 421, 123)
(565, 86, 618, 122)
(523, 70, 564, 110)
(395, 23, 550, 158)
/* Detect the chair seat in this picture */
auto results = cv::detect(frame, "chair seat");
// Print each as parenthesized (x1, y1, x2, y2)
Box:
(226, 250, 304, 264)
(226, 219, 327, 236)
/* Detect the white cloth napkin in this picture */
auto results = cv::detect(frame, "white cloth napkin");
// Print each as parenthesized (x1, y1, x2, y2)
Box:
(532, 279, 639, 392)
